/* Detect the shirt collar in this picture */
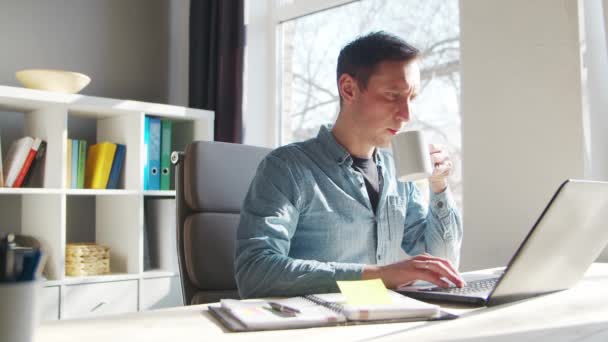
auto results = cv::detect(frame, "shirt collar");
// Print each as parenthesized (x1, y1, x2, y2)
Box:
(317, 125, 351, 166)
(316, 125, 385, 168)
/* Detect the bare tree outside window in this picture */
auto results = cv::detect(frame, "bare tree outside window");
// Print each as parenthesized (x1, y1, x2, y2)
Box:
(279, 0, 461, 208)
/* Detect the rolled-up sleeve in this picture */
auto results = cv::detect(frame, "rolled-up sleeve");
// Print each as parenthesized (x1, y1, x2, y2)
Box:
(401, 182, 463, 268)
(235, 155, 364, 299)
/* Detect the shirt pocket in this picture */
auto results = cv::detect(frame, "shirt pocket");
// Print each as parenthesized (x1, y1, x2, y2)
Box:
(386, 196, 406, 246)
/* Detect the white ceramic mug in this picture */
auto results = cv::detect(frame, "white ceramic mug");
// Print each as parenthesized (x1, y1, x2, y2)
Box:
(391, 130, 433, 182)
(0, 281, 41, 342)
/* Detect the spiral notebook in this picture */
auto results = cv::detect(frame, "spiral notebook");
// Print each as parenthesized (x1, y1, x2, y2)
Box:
(208, 290, 457, 332)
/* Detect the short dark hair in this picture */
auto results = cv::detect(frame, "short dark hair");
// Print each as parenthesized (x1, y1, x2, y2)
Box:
(336, 31, 420, 97)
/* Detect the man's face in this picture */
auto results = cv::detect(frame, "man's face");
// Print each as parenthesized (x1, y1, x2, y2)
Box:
(348, 59, 421, 148)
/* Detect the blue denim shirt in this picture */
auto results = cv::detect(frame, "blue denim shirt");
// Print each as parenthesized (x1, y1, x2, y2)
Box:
(235, 125, 462, 298)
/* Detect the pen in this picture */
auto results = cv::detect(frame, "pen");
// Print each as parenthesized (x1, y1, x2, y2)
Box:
(268, 302, 301, 315)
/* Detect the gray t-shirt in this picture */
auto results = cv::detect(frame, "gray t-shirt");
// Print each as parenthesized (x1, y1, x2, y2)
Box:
(351, 152, 382, 214)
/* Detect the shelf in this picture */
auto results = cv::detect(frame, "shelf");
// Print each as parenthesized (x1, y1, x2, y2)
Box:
(0, 85, 214, 120)
(0, 188, 143, 196)
(141, 270, 179, 279)
(62, 273, 140, 285)
(0, 84, 212, 317)
(65, 189, 140, 196)
(0, 188, 63, 195)
(143, 190, 176, 197)
(43, 271, 179, 287)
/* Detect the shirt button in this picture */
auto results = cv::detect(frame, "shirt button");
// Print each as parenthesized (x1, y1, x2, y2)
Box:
(437, 201, 444, 209)
(377, 254, 382, 260)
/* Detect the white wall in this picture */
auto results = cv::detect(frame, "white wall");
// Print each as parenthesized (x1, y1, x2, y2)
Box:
(460, 0, 608, 271)
(0, 0, 186, 236)
(0, 0, 171, 103)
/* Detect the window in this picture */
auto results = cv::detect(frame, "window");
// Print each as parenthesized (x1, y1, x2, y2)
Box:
(277, 0, 461, 207)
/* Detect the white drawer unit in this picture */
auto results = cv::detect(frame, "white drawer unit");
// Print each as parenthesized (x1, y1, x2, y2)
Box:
(61, 281, 138, 319)
(140, 276, 183, 311)
(41, 286, 60, 321)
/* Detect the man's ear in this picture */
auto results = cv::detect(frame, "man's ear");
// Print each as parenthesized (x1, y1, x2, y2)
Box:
(338, 74, 358, 104)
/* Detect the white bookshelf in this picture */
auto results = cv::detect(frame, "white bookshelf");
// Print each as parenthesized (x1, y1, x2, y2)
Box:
(0, 85, 214, 320)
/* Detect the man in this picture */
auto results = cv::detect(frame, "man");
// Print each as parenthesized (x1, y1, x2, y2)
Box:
(235, 31, 463, 298)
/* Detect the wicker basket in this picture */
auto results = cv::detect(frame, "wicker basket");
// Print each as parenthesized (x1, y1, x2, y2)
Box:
(65, 243, 110, 276)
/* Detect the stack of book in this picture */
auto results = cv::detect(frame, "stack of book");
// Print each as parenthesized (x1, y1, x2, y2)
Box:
(1, 136, 47, 188)
(66, 140, 126, 189)
(143, 116, 172, 190)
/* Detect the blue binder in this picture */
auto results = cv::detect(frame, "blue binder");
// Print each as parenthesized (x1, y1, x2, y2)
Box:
(143, 116, 150, 190)
(106, 144, 126, 189)
(147, 117, 161, 190)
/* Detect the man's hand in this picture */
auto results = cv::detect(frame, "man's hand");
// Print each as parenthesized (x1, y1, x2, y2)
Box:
(428, 144, 453, 193)
(361, 254, 465, 289)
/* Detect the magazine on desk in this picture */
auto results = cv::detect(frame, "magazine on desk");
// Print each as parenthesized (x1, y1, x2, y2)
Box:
(208, 290, 458, 332)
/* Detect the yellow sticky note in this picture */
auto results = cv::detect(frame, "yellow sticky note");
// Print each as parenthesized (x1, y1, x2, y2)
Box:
(336, 279, 392, 305)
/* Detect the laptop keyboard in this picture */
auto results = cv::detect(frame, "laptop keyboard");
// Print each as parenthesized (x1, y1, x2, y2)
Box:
(421, 277, 499, 295)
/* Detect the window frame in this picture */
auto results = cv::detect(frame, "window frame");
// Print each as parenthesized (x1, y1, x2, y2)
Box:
(244, 0, 359, 147)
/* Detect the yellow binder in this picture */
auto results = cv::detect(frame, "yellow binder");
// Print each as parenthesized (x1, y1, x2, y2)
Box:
(85, 142, 117, 189)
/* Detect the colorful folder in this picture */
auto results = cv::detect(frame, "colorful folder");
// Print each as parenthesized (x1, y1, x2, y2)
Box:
(160, 119, 172, 190)
(147, 117, 161, 191)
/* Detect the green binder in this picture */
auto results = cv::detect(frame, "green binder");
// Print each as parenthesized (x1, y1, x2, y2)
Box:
(77, 140, 87, 188)
(160, 119, 173, 190)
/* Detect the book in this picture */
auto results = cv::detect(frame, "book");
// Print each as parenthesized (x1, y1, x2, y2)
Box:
(23, 140, 47, 188)
(160, 119, 172, 190)
(143, 116, 150, 190)
(106, 144, 126, 189)
(85, 142, 117, 189)
(66, 139, 72, 188)
(12, 137, 42, 188)
(209, 290, 456, 332)
(148, 117, 161, 190)
(77, 140, 87, 188)
(3, 136, 34, 187)
(71, 139, 79, 188)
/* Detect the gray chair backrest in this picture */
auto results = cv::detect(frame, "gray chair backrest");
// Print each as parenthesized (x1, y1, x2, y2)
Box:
(173, 141, 270, 304)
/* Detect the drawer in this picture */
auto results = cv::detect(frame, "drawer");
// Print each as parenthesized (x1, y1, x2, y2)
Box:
(140, 276, 183, 311)
(41, 286, 60, 321)
(62, 280, 138, 319)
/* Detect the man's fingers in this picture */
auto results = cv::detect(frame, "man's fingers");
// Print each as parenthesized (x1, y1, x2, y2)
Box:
(430, 151, 449, 164)
(415, 254, 459, 276)
(412, 260, 464, 287)
(429, 143, 444, 153)
(413, 255, 463, 286)
(413, 269, 451, 288)
(432, 162, 452, 177)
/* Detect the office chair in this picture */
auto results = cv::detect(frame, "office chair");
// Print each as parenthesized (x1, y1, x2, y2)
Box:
(172, 141, 271, 305)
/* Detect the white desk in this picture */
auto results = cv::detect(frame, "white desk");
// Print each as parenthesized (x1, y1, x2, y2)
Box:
(36, 263, 608, 342)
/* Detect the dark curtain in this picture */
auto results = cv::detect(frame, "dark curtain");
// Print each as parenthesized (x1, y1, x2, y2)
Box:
(189, 0, 245, 143)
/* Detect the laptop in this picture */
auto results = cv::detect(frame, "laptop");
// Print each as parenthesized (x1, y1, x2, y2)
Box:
(398, 179, 608, 306)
